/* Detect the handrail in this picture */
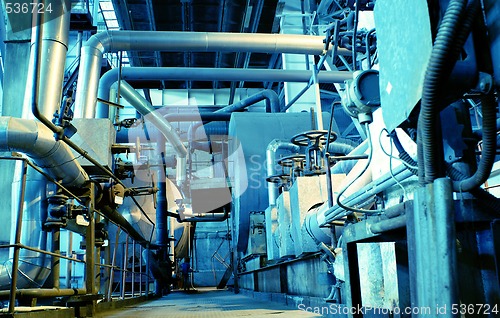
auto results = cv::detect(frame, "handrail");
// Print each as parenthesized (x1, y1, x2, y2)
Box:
(0, 155, 154, 312)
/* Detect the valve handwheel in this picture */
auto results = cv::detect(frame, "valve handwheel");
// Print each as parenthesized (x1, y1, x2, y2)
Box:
(277, 154, 306, 167)
(266, 174, 291, 185)
(290, 130, 337, 147)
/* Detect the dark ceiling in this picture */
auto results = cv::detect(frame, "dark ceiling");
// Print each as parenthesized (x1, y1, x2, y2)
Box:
(111, 0, 281, 90)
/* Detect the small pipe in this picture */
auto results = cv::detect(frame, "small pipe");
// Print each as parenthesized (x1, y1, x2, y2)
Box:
(266, 140, 300, 206)
(0, 288, 86, 298)
(370, 214, 407, 234)
(216, 89, 280, 113)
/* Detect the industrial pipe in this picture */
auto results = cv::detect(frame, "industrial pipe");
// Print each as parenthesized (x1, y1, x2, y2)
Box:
(216, 89, 280, 113)
(0, 117, 88, 187)
(266, 140, 300, 206)
(75, 30, 350, 119)
(23, 0, 70, 120)
(118, 81, 188, 186)
(97, 67, 352, 118)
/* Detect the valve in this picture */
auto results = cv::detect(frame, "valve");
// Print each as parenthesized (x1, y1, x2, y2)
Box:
(278, 154, 306, 181)
(45, 194, 69, 228)
(290, 130, 337, 175)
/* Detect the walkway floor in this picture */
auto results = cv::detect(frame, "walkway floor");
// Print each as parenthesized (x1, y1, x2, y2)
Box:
(96, 288, 321, 317)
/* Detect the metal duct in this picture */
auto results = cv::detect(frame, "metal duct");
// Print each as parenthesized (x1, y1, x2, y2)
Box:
(23, 1, 70, 119)
(118, 81, 188, 186)
(75, 30, 350, 119)
(0, 173, 50, 290)
(266, 140, 300, 206)
(98, 68, 352, 118)
(0, 117, 88, 187)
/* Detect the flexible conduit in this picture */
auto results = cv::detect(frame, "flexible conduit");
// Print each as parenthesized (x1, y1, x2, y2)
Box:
(417, 0, 467, 184)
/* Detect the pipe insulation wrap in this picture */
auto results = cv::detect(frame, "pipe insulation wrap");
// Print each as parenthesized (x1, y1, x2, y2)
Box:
(0, 117, 88, 187)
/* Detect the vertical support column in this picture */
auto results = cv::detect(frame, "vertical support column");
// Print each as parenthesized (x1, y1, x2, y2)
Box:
(121, 235, 129, 299)
(51, 229, 61, 289)
(139, 245, 143, 296)
(85, 185, 96, 316)
(8, 159, 28, 314)
(342, 240, 362, 318)
(66, 231, 73, 288)
(409, 178, 457, 316)
(107, 227, 121, 302)
(131, 240, 136, 297)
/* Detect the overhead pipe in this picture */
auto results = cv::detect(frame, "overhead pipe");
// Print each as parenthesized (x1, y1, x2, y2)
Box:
(97, 67, 352, 118)
(118, 81, 188, 187)
(266, 140, 300, 206)
(76, 30, 351, 119)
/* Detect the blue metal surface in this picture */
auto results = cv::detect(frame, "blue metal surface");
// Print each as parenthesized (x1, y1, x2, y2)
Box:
(228, 112, 335, 253)
(374, 0, 432, 131)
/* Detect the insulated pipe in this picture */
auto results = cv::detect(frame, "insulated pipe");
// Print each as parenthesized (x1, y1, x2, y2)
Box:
(76, 30, 350, 119)
(0, 117, 88, 187)
(217, 89, 279, 113)
(23, 1, 70, 119)
(97, 67, 352, 118)
(118, 81, 188, 186)
(266, 140, 300, 206)
(100, 206, 149, 247)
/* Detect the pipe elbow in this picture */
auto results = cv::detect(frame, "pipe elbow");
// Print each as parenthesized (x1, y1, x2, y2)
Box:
(84, 30, 113, 54)
(261, 90, 280, 113)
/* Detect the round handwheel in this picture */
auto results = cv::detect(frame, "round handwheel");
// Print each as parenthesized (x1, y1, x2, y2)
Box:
(277, 154, 306, 167)
(266, 174, 291, 185)
(290, 130, 337, 147)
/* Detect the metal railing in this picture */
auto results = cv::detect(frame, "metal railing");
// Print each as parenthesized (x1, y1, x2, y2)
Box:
(0, 154, 154, 314)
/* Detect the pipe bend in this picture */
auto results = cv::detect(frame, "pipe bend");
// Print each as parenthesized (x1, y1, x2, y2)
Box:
(85, 30, 113, 54)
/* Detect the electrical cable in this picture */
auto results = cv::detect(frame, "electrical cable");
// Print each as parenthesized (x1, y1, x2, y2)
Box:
(335, 122, 384, 214)
(388, 132, 408, 200)
(378, 129, 418, 170)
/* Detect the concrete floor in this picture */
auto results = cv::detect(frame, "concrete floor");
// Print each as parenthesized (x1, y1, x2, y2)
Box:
(96, 288, 321, 317)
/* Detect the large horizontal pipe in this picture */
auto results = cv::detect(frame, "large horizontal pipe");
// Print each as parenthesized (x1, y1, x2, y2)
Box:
(97, 67, 352, 117)
(76, 30, 350, 118)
